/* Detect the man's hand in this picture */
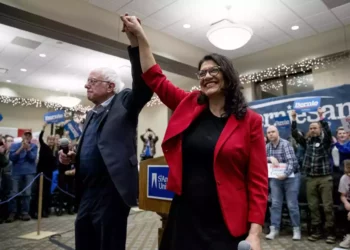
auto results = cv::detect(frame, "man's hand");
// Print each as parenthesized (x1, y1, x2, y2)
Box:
(59, 150, 76, 165)
(0, 145, 5, 154)
(22, 142, 30, 151)
(121, 15, 144, 38)
(291, 110, 297, 121)
(317, 107, 324, 118)
(270, 156, 279, 167)
(347, 211, 350, 221)
(277, 175, 287, 180)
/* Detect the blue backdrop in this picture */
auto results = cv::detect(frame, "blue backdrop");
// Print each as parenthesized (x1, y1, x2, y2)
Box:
(249, 84, 350, 137)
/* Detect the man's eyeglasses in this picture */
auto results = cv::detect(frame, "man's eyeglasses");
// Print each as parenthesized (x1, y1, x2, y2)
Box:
(86, 78, 111, 86)
(196, 66, 221, 80)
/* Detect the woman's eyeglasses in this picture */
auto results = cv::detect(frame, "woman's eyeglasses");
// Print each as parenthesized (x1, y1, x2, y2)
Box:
(196, 66, 221, 80)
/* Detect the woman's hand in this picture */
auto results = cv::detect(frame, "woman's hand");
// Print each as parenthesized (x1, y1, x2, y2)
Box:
(245, 233, 262, 250)
(120, 15, 144, 38)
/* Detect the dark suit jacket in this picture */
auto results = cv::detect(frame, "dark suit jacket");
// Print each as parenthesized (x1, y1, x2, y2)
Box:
(75, 46, 153, 207)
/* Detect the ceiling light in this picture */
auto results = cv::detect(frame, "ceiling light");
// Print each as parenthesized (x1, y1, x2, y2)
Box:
(6, 80, 11, 83)
(20, 68, 27, 72)
(207, 20, 253, 50)
(291, 25, 299, 31)
(183, 24, 191, 29)
(39, 53, 46, 57)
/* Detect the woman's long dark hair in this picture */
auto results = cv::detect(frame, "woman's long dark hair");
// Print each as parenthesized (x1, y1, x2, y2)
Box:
(197, 54, 248, 120)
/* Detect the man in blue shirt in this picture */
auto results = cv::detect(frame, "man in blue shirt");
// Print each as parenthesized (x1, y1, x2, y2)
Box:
(7, 131, 38, 222)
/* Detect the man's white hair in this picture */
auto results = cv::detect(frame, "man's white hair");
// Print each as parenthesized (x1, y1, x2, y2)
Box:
(92, 67, 125, 93)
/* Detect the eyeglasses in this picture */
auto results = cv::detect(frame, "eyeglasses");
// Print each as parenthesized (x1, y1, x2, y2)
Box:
(196, 66, 221, 80)
(86, 78, 110, 86)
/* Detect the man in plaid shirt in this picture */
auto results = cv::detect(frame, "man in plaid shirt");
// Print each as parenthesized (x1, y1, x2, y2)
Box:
(291, 108, 335, 244)
(265, 125, 300, 241)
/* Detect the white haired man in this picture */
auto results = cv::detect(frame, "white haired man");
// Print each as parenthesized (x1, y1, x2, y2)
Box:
(59, 29, 152, 249)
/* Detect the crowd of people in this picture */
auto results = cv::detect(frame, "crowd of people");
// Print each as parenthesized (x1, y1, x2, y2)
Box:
(265, 108, 350, 249)
(0, 125, 77, 224)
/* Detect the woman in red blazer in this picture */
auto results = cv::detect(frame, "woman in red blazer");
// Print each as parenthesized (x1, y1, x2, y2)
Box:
(122, 16, 268, 250)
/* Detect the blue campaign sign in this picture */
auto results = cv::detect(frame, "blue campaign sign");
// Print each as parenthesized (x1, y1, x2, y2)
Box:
(147, 165, 174, 201)
(293, 97, 321, 114)
(249, 84, 350, 138)
(274, 115, 291, 138)
(44, 110, 65, 124)
(0, 113, 3, 122)
(64, 120, 82, 140)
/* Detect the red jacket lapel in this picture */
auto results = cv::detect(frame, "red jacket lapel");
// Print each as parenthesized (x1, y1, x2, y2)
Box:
(163, 103, 207, 143)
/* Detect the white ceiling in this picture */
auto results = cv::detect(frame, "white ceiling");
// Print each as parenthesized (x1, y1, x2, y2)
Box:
(0, 23, 193, 95)
(87, 0, 350, 59)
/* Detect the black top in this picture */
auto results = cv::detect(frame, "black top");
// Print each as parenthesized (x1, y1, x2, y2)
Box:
(160, 109, 245, 250)
(37, 130, 56, 174)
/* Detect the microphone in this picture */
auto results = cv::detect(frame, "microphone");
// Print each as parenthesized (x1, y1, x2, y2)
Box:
(59, 138, 70, 155)
(238, 240, 251, 250)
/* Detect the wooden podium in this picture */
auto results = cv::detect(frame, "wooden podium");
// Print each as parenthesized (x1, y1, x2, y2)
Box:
(139, 156, 172, 247)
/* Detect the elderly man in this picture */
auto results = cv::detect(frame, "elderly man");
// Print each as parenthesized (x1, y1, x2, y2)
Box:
(265, 125, 300, 241)
(59, 30, 152, 249)
(291, 108, 335, 244)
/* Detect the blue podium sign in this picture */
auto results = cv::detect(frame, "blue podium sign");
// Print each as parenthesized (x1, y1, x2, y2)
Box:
(147, 165, 174, 201)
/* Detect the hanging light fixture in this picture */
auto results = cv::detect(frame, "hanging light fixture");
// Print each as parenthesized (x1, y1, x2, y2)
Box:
(206, 6, 253, 50)
(207, 19, 253, 50)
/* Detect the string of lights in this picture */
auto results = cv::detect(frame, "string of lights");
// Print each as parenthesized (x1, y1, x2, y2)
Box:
(145, 50, 350, 107)
(0, 95, 91, 113)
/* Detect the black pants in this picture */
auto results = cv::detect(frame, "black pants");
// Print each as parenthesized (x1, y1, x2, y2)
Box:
(75, 187, 130, 250)
(58, 174, 74, 211)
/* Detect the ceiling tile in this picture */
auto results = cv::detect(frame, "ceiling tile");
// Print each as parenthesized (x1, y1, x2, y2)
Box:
(116, 0, 176, 19)
(143, 0, 191, 29)
(281, 0, 320, 7)
(268, 35, 293, 46)
(285, 0, 328, 18)
(277, 19, 317, 38)
(331, 2, 350, 19)
(141, 17, 167, 30)
(263, 8, 300, 25)
(341, 16, 350, 25)
(88, 0, 132, 12)
(321, 0, 350, 9)
(0, 44, 32, 69)
(305, 11, 340, 28)
(314, 20, 344, 32)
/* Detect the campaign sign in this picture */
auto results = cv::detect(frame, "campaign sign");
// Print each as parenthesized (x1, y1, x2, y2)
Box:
(293, 97, 321, 114)
(147, 165, 174, 201)
(268, 163, 295, 178)
(274, 115, 291, 138)
(44, 110, 65, 124)
(64, 120, 82, 140)
(0, 113, 3, 122)
(341, 116, 350, 132)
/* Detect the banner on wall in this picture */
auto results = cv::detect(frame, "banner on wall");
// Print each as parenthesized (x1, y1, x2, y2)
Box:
(249, 84, 350, 136)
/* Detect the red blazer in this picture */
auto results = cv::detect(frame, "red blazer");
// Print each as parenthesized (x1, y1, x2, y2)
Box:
(142, 64, 268, 237)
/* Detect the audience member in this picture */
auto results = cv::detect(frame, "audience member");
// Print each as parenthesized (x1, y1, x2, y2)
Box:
(265, 125, 301, 240)
(338, 160, 350, 248)
(7, 131, 38, 222)
(291, 108, 335, 244)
